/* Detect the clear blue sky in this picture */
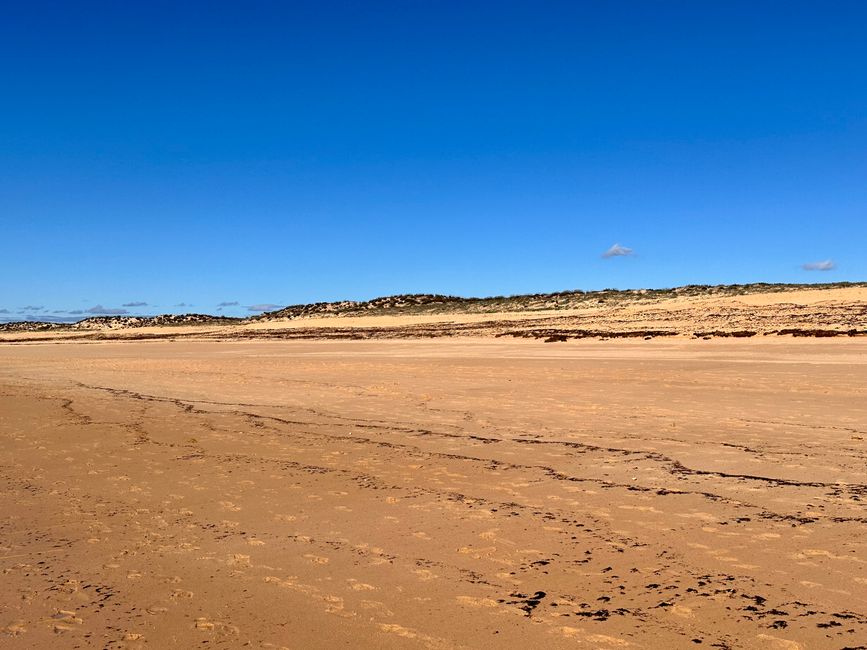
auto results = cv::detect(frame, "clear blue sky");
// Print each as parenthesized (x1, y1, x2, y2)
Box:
(2, 1, 865, 320)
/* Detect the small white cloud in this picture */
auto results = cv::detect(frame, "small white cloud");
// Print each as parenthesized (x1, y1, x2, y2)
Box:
(122, 301, 148, 307)
(802, 260, 836, 271)
(602, 243, 634, 258)
(217, 301, 239, 307)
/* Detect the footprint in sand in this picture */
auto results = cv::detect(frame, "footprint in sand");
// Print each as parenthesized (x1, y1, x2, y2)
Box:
(360, 600, 394, 616)
(322, 595, 346, 614)
(584, 633, 631, 647)
(56, 579, 81, 594)
(456, 596, 500, 608)
(755, 634, 805, 650)
(413, 568, 437, 581)
(49, 610, 83, 633)
(479, 529, 499, 541)
(1, 620, 27, 636)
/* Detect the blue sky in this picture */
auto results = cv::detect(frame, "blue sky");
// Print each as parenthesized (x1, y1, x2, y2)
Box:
(2, 1, 865, 320)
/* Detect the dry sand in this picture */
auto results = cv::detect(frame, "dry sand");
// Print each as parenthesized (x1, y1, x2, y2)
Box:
(1, 337, 866, 648)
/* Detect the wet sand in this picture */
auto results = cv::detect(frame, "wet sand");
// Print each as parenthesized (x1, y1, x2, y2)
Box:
(1, 339, 866, 648)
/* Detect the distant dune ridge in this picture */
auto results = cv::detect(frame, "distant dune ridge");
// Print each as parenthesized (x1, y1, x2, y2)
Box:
(0, 313, 242, 332)
(253, 281, 867, 320)
(2, 282, 866, 341)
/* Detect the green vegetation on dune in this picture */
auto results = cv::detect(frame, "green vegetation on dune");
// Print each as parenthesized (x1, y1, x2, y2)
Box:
(257, 281, 867, 320)
(2, 282, 865, 332)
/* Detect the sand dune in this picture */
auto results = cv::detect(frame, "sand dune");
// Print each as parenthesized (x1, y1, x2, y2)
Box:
(1, 338, 866, 648)
(2, 284, 866, 344)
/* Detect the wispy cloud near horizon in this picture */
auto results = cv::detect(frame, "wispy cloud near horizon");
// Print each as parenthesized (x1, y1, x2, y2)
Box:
(246, 303, 283, 313)
(217, 301, 240, 307)
(86, 305, 129, 315)
(122, 301, 148, 307)
(802, 260, 836, 271)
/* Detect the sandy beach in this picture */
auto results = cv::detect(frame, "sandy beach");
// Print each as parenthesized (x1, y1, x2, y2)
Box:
(1, 337, 865, 648)
(6, 0, 867, 645)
